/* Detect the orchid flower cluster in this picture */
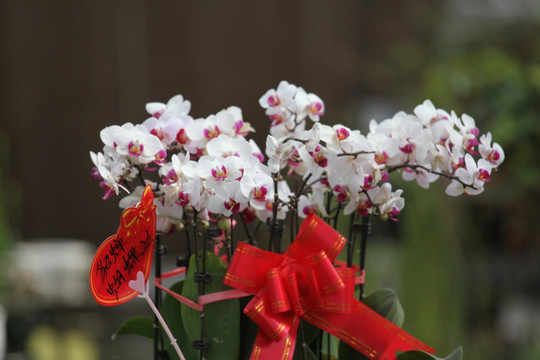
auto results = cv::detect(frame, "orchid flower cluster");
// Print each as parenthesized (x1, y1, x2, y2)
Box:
(91, 80, 504, 234)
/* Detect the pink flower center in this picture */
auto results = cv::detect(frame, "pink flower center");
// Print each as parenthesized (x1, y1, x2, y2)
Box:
(164, 169, 178, 185)
(333, 185, 348, 202)
(269, 113, 284, 126)
(388, 207, 400, 222)
(487, 150, 500, 164)
(356, 199, 372, 217)
(478, 169, 491, 182)
(154, 149, 167, 164)
(176, 191, 190, 206)
(302, 205, 316, 216)
(128, 140, 144, 157)
(235, 120, 249, 136)
(176, 128, 189, 145)
(336, 127, 350, 141)
(268, 94, 280, 107)
(204, 125, 220, 140)
(253, 186, 268, 202)
(374, 151, 388, 165)
(466, 138, 479, 154)
(399, 141, 415, 154)
(309, 102, 324, 116)
(309, 146, 328, 167)
(150, 127, 165, 140)
(153, 109, 165, 119)
(452, 157, 464, 170)
(362, 175, 375, 190)
(211, 165, 228, 181)
(224, 198, 240, 213)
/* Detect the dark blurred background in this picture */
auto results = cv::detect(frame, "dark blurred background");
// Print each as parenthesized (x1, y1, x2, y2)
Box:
(1, 1, 539, 359)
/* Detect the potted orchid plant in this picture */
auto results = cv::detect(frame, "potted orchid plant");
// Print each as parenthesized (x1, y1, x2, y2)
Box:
(90, 80, 503, 360)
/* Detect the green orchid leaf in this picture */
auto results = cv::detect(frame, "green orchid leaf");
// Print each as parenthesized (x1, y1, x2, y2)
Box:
(159, 280, 197, 360)
(111, 316, 154, 341)
(362, 288, 405, 327)
(397, 347, 463, 360)
(181, 251, 241, 360)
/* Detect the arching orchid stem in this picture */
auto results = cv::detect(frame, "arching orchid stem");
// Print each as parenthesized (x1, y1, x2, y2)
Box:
(296, 173, 312, 198)
(337, 150, 376, 157)
(387, 163, 477, 190)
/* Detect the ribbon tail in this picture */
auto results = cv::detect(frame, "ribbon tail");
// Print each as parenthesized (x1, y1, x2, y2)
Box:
(303, 301, 435, 360)
(249, 315, 300, 360)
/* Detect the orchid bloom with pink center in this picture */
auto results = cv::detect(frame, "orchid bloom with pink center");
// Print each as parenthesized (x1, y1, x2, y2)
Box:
(145, 94, 191, 120)
(374, 151, 389, 165)
(240, 167, 273, 204)
(224, 198, 241, 214)
(479, 132, 505, 167)
(370, 183, 405, 221)
(333, 184, 349, 202)
(309, 100, 324, 118)
(259, 80, 297, 115)
(208, 181, 248, 216)
(211, 165, 228, 181)
(336, 127, 350, 141)
(197, 156, 243, 189)
(204, 125, 220, 140)
(399, 139, 415, 154)
(356, 195, 372, 218)
(446, 154, 492, 196)
(414, 99, 451, 126)
(176, 191, 190, 206)
(128, 140, 144, 157)
(308, 145, 328, 168)
(252, 186, 268, 202)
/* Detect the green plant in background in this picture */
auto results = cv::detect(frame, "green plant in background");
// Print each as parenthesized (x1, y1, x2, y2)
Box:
(398, 25, 540, 359)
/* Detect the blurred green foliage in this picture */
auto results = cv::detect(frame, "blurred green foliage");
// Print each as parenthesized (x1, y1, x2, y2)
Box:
(396, 21, 540, 360)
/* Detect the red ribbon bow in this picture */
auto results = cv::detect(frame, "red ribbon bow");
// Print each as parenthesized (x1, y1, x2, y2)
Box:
(224, 213, 435, 360)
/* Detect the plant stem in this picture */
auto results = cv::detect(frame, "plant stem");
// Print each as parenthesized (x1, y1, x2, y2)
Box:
(387, 163, 477, 190)
(240, 214, 255, 245)
(358, 215, 370, 300)
(347, 212, 357, 268)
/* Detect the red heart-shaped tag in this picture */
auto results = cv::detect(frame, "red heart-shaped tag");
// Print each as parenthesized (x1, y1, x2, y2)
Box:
(89, 184, 157, 306)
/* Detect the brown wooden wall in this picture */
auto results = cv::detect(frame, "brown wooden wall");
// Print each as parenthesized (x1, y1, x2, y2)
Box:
(0, 1, 437, 243)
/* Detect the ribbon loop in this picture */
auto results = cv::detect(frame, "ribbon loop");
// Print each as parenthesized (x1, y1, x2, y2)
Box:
(224, 213, 435, 360)
(266, 268, 291, 313)
(244, 294, 291, 342)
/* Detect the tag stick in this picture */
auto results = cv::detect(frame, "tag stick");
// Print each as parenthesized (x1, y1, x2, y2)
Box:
(129, 271, 186, 360)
